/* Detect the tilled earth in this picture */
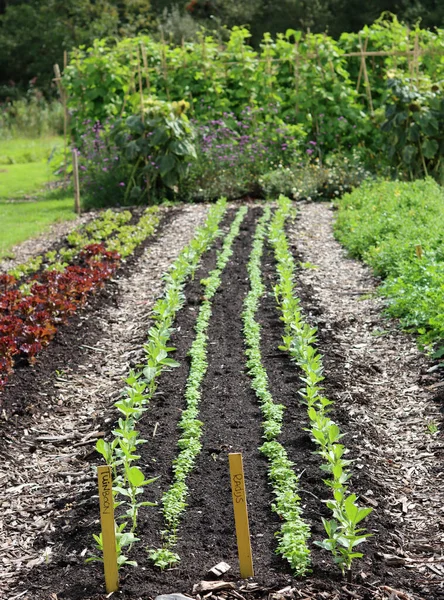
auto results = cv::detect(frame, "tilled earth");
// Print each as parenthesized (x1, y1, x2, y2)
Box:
(0, 202, 443, 600)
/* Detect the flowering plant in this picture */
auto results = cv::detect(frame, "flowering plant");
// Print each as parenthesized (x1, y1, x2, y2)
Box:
(77, 119, 130, 209)
(184, 106, 304, 201)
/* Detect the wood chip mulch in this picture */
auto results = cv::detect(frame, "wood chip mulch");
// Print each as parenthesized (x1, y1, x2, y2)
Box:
(0, 205, 209, 599)
(290, 201, 444, 599)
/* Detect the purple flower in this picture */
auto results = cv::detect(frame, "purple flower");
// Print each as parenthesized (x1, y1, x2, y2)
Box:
(119, 182, 125, 187)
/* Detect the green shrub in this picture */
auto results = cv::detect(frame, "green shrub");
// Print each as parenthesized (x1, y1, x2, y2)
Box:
(261, 154, 371, 200)
(381, 78, 444, 183)
(335, 178, 444, 347)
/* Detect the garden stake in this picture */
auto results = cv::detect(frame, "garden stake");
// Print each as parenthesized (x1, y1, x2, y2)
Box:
(229, 453, 254, 578)
(53, 63, 69, 187)
(71, 148, 81, 215)
(97, 466, 119, 593)
(415, 244, 423, 259)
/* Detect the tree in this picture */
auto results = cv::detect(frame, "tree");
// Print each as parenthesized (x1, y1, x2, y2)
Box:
(0, 0, 153, 98)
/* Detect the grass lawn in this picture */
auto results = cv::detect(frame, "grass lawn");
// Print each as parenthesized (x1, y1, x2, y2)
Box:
(0, 161, 62, 199)
(0, 136, 76, 259)
(0, 135, 66, 200)
(0, 136, 64, 165)
(0, 194, 77, 259)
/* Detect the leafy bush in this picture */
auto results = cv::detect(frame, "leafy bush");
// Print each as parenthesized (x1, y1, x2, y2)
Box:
(261, 154, 371, 200)
(78, 99, 197, 207)
(335, 178, 444, 347)
(114, 99, 196, 201)
(382, 78, 444, 183)
(184, 106, 304, 201)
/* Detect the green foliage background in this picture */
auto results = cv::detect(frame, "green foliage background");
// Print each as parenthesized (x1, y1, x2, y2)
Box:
(334, 179, 444, 347)
(1, 0, 444, 99)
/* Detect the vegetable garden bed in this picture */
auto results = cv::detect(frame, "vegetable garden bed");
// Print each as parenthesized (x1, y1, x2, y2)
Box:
(0, 202, 443, 600)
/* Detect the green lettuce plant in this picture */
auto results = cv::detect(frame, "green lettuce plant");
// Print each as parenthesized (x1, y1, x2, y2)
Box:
(242, 207, 311, 576)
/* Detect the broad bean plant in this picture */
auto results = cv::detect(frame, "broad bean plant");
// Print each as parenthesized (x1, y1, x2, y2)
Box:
(268, 196, 372, 580)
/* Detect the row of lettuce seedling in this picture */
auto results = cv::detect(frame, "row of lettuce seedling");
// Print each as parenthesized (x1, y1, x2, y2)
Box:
(268, 196, 372, 580)
(242, 206, 311, 575)
(7, 208, 158, 281)
(149, 205, 248, 568)
(0, 207, 160, 391)
(92, 199, 229, 567)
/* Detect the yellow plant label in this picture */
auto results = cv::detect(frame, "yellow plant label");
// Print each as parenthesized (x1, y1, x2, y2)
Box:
(229, 453, 254, 578)
(97, 466, 119, 593)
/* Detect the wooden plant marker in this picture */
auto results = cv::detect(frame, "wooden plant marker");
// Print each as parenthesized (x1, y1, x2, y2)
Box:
(71, 149, 81, 215)
(415, 244, 423, 259)
(228, 453, 254, 578)
(97, 466, 119, 593)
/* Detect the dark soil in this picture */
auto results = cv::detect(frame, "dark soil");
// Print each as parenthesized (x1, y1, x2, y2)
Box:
(10, 206, 145, 286)
(11, 206, 437, 600)
(0, 207, 180, 418)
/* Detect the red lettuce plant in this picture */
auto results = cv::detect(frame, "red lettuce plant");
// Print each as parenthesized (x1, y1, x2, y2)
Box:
(0, 244, 120, 392)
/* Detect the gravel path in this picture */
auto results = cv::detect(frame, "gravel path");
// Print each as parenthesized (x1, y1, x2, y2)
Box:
(0, 205, 209, 598)
(291, 201, 444, 596)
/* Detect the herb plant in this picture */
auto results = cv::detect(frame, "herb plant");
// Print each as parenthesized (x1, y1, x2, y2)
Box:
(242, 207, 311, 575)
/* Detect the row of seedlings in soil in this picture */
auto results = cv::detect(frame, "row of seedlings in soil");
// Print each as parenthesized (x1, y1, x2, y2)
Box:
(7, 208, 156, 281)
(242, 206, 311, 575)
(268, 196, 372, 580)
(91, 199, 229, 568)
(149, 205, 248, 569)
(0, 207, 160, 391)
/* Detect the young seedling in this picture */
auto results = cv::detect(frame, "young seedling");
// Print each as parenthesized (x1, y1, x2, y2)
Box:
(269, 195, 373, 580)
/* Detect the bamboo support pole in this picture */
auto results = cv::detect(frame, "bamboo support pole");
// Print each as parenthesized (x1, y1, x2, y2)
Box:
(314, 41, 325, 83)
(53, 63, 70, 187)
(408, 29, 414, 78)
(71, 149, 81, 215)
(414, 33, 420, 80)
(136, 45, 144, 122)
(160, 31, 170, 100)
(358, 35, 373, 114)
(141, 44, 150, 93)
(356, 36, 369, 92)
(119, 49, 136, 118)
